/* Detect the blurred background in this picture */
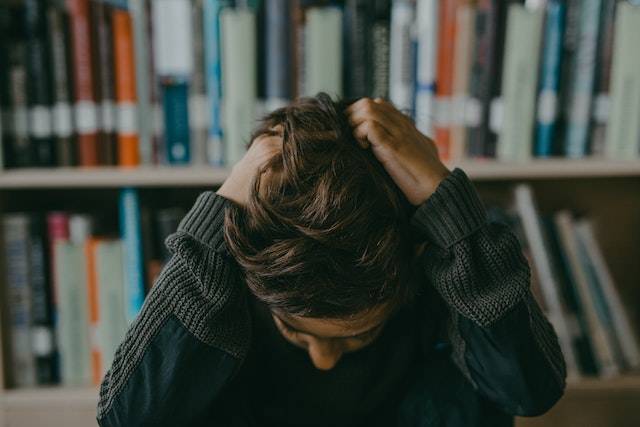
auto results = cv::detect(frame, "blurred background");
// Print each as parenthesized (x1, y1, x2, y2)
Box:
(0, 0, 639, 426)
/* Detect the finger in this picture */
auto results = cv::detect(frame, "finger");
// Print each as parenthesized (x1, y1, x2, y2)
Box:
(352, 119, 393, 148)
(372, 97, 414, 128)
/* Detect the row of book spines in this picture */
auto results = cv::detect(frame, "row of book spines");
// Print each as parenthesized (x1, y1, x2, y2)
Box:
(0, 1, 139, 169)
(514, 185, 640, 380)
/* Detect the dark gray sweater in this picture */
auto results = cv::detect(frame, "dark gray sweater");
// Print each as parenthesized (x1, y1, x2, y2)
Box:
(96, 168, 566, 426)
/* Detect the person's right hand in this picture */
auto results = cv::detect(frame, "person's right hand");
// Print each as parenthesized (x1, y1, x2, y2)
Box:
(216, 132, 283, 207)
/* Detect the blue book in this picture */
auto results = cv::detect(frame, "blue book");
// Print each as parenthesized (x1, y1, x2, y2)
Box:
(162, 79, 191, 164)
(204, 0, 231, 166)
(564, 0, 602, 157)
(534, 1, 565, 157)
(119, 188, 145, 325)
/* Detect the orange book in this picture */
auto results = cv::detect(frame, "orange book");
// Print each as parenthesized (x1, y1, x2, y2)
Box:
(85, 237, 102, 386)
(112, 9, 140, 166)
(434, 0, 458, 161)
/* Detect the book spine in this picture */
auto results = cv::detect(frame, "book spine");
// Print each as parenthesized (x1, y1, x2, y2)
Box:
(220, 7, 257, 166)
(153, 0, 193, 165)
(497, 5, 544, 162)
(265, 0, 291, 107)
(370, 0, 391, 99)
(304, 6, 343, 97)
(290, 1, 306, 99)
(113, 8, 141, 166)
(466, 0, 499, 158)
(90, 0, 117, 166)
(0, 5, 10, 169)
(67, 0, 100, 166)
(449, 3, 474, 162)
(119, 188, 145, 324)
(190, 0, 209, 165)
(129, 0, 153, 165)
(203, 0, 229, 166)
(85, 237, 102, 385)
(46, 4, 76, 167)
(3, 215, 36, 388)
(8, 43, 32, 168)
(344, 0, 370, 99)
(590, 0, 619, 156)
(389, 0, 415, 113)
(28, 216, 56, 385)
(534, 1, 565, 158)
(605, 3, 640, 159)
(557, 0, 581, 154)
(24, 0, 55, 167)
(414, 0, 438, 138)
(564, 0, 602, 158)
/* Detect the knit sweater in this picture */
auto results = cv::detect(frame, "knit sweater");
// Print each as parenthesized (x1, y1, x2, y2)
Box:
(96, 168, 566, 426)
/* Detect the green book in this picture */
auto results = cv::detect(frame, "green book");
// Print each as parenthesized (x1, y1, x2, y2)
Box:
(497, 5, 544, 162)
(304, 6, 344, 97)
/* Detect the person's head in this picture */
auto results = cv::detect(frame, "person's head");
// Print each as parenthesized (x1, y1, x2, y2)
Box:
(224, 93, 419, 370)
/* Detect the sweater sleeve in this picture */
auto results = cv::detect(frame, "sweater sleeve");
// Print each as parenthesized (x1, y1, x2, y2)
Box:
(410, 168, 566, 416)
(96, 192, 250, 426)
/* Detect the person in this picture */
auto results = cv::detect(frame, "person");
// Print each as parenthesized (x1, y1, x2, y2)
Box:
(96, 93, 566, 427)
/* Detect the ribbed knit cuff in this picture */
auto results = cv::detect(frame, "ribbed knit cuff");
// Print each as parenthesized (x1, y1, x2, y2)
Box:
(178, 191, 234, 254)
(410, 168, 487, 249)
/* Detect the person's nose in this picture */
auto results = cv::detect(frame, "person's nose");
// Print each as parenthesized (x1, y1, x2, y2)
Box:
(306, 337, 343, 371)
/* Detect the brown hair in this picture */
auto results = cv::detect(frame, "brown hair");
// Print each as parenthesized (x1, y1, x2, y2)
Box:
(223, 93, 419, 318)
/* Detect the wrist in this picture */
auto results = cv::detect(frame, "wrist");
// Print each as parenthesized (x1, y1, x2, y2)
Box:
(415, 163, 451, 205)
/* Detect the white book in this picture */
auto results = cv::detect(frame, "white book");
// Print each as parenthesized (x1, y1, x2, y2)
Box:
(152, 0, 194, 77)
(414, 0, 438, 137)
(497, 4, 544, 162)
(514, 185, 581, 381)
(220, 7, 256, 167)
(303, 6, 343, 97)
(554, 211, 619, 377)
(96, 239, 128, 376)
(389, 0, 415, 113)
(605, 3, 640, 159)
(574, 220, 640, 369)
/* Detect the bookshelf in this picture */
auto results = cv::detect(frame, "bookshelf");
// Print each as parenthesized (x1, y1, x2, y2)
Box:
(1, 163, 639, 427)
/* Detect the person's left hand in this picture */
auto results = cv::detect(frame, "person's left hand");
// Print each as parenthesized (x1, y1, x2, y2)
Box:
(345, 97, 450, 206)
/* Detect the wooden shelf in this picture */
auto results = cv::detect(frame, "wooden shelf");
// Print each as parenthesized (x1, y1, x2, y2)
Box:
(0, 159, 639, 189)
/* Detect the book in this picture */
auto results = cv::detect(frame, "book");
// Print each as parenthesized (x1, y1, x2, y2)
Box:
(24, 0, 55, 167)
(55, 216, 92, 386)
(113, 7, 141, 166)
(264, 0, 291, 109)
(466, 0, 501, 158)
(450, 2, 475, 162)
(513, 185, 581, 381)
(129, 0, 154, 165)
(152, 0, 193, 165)
(85, 236, 102, 385)
(189, 0, 209, 165)
(203, 0, 231, 166)
(90, 0, 117, 166)
(554, 211, 619, 377)
(3, 215, 36, 387)
(433, 0, 457, 160)
(28, 216, 56, 385)
(389, 0, 415, 114)
(534, 0, 565, 157)
(303, 5, 343, 97)
(605, 2, 640, 159)
(564, 0, 603, 158)
(590, 0, 619, 156)
(344, 0, 370, 99)
(220, 6, 256, 166)
(46, 2, 76, 167)
(370, 0, 391, 99)
(414, 0, 438, 138)
(574, 220, 640, 370)
(497, 4, 544, 162)
(120, 188, 145, 324)
(95, 239, 127, 377)
(8, 42, 32, 168)
(0, 4, 10, 170)
(67, 0, 100, 166)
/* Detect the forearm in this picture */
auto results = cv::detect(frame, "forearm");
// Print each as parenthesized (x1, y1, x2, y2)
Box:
(412, 169, 566, 415)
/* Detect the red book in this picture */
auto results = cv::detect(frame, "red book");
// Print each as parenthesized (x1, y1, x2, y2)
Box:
(434, 0, 458, 161)
(112, 8, 140, 166)
(67, 0, 100, 166)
